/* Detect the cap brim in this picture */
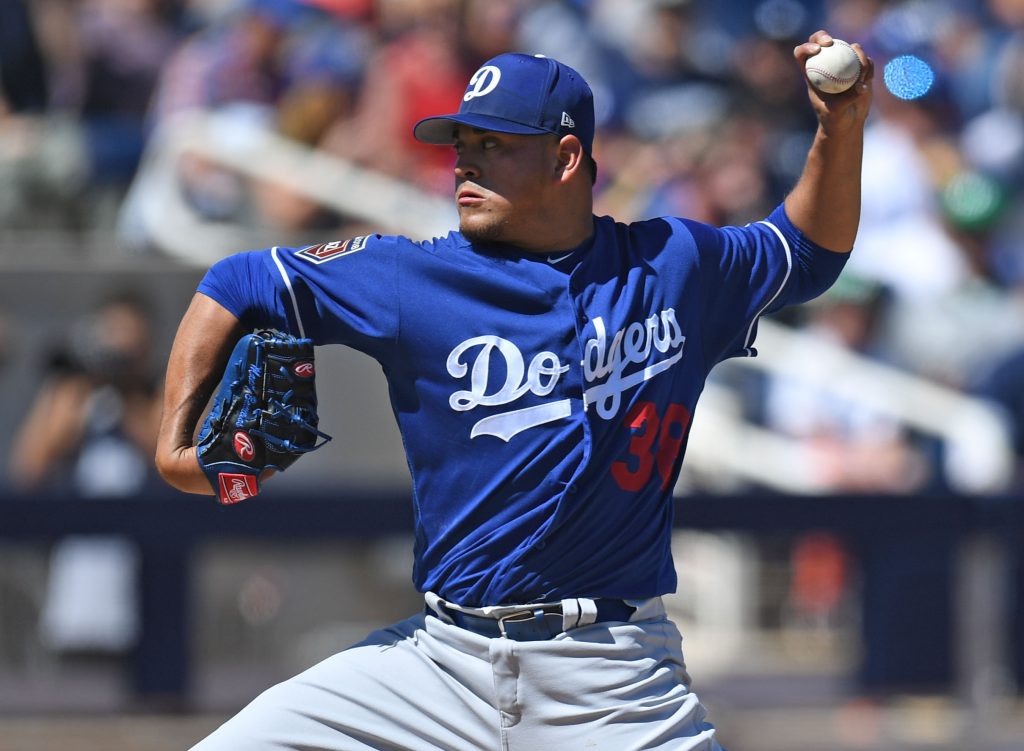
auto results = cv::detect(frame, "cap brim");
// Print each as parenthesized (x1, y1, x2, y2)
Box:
(413, 113, 551, 145)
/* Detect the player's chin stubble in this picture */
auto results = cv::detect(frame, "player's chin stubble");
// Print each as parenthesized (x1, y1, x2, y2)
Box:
(459, 212, 511, 245)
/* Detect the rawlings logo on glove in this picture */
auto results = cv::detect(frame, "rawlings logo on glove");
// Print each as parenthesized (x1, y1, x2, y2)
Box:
(196, 330, 332, 504)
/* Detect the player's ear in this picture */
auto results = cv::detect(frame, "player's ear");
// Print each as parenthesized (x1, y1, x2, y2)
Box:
(554, 135, 585, 182)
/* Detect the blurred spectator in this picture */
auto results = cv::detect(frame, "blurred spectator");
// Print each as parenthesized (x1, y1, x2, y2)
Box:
(781, 531, 853, 656)
(144, 0, 377, 233)
(251, 9, 372, 230)
(0, 0, 86, 229)
(851, 91, 969, 304)
(0, 0, 49, 115)
(81, 0, 184, 187)
(146, 0, 307, 223)
(148, 0, 296, 123)
(322, 0, 470, 193)
(9, 291, 163, 656)
(755, 274, 931, 493)
(0, 0, 187, 230)
(10, 291, 163, 494)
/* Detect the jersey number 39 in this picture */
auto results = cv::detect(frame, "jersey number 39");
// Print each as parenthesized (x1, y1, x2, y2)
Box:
(611, 402, 691, 492)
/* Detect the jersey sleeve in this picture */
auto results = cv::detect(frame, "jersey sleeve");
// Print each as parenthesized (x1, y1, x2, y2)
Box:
(197, 234, 401, 362)
(198, 250, 291, 330)
(684, 203, 849, 365)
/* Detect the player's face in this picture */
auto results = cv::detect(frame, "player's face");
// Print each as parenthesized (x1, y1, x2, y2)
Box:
(452, 127, 560, 250)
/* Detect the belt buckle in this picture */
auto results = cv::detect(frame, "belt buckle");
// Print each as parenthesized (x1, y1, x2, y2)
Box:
(497, 606, 562, 640)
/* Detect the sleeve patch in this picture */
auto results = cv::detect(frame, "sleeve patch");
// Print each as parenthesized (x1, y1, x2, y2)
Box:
(296, 235, 369, 264)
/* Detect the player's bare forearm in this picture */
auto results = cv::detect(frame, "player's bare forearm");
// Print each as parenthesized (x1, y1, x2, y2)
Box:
(785, 30, 873, 253)
(155, 293, 243, 494)
(785, 126, 864, 251)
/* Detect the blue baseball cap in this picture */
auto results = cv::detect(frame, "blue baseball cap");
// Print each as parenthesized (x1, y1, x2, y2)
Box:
(413, 53, 595, 154)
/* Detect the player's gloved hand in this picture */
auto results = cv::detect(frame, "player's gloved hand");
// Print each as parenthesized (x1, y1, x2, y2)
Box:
(196, 329, 331, 504)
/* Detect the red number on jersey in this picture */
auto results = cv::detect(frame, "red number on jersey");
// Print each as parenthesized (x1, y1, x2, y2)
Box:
(611, 402, 659, 492)
(611, 401, 692, 492)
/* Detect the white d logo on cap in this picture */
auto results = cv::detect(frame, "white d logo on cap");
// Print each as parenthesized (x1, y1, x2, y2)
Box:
(463, 66, 501, 101)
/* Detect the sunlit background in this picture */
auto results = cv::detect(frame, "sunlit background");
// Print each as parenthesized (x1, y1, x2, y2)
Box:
(2, 0, 1024, 749)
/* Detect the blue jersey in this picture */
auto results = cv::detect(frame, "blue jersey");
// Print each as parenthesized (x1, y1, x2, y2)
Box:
(199, 203, 847, 607)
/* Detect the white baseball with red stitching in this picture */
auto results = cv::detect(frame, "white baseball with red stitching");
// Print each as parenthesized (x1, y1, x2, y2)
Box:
(805, 39, 861, 94)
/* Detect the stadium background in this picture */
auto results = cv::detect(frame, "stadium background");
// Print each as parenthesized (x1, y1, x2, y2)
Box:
(2, 0, 1024, 748)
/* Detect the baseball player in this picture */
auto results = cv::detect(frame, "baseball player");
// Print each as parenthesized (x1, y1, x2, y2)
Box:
(156, 31, 872, 751)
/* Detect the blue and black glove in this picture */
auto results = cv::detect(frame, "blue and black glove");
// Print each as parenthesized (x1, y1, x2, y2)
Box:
(196, 329, 331, 504)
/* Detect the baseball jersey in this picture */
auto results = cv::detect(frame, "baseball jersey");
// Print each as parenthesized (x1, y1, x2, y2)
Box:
(198, 203, 847, 607)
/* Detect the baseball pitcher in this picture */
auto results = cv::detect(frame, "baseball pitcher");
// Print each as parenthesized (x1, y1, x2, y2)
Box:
(156, 31, 872, 751)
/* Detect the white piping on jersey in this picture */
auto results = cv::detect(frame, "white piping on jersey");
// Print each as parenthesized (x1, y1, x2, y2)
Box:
(271, 247, 306, 338)
(745, 221, 792, 356)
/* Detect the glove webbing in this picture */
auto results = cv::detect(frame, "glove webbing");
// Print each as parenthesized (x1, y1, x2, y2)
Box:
(246, 358, 331, 453)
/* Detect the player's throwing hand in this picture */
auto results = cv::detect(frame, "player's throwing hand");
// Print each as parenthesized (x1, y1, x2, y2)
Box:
(795, 30, 874, 134)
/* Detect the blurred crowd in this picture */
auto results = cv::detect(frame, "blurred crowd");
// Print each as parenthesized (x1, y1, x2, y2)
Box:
(3, 0, 1024, 497)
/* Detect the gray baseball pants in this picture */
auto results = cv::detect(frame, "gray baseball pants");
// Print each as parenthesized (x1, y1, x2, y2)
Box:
(191, 595, 721, 750)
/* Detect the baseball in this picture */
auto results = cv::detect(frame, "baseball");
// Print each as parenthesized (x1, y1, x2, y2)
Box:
(805, 39, 862, 94)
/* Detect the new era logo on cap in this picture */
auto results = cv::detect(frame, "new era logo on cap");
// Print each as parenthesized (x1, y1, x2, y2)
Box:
(413, 53, 595, 154)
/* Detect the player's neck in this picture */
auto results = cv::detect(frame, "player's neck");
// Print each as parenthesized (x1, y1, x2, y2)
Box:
(531, 213, 594, 254)
(521, 194, 594, 254)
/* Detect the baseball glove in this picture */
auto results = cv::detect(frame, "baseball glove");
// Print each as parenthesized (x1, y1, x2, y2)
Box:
(196, 329, 331, 504)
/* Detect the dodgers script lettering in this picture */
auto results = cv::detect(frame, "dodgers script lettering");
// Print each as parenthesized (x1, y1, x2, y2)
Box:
(583, 309, 686, 419)
(445, 308, 686, 442)
(447, 336, 571, 441)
